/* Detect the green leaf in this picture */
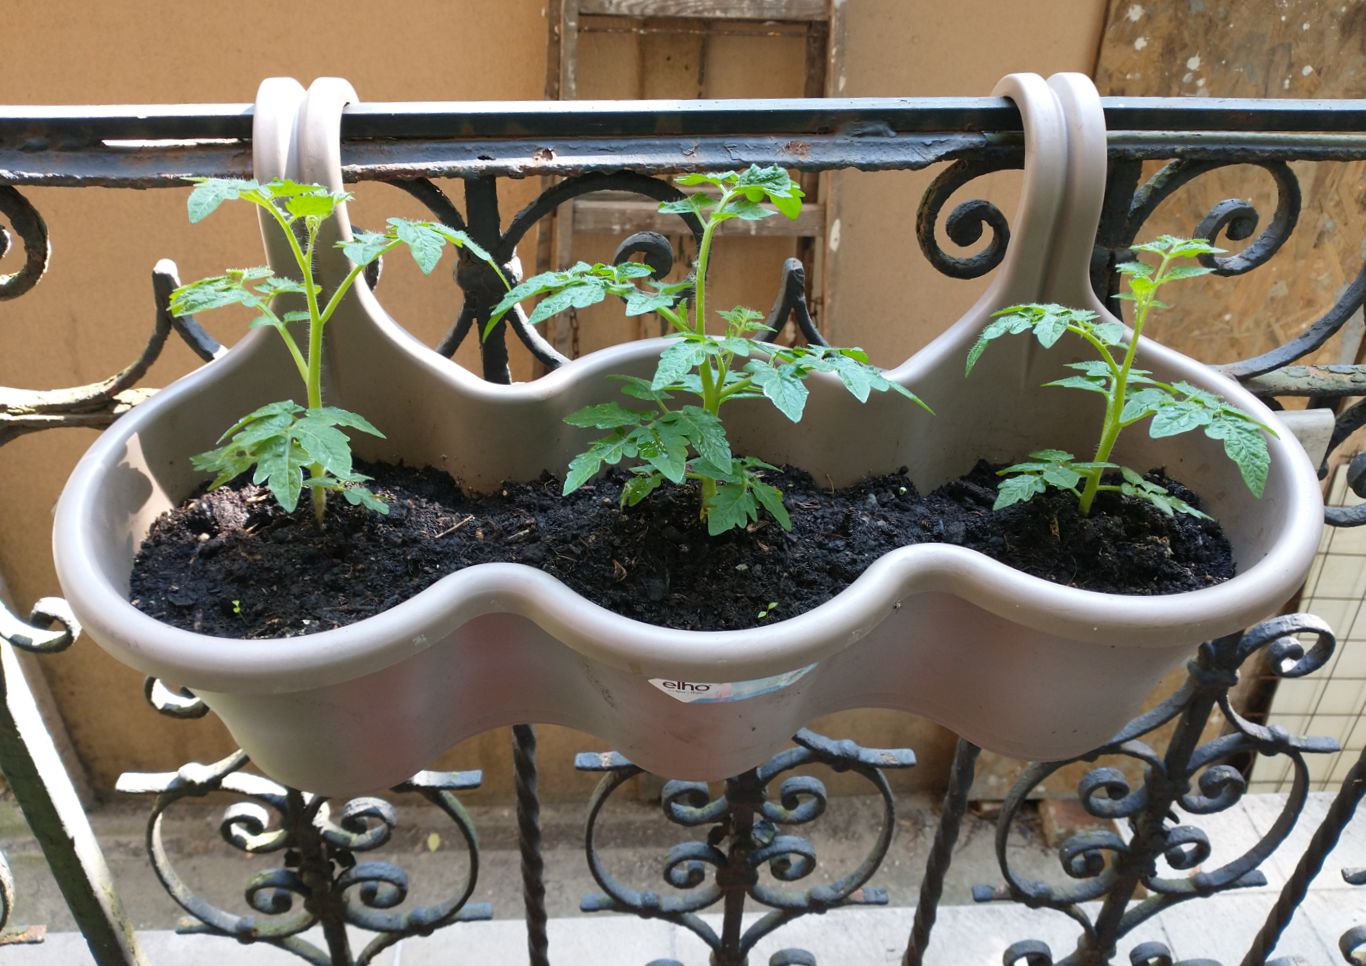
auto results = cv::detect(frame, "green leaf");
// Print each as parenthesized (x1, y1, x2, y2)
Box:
(750, 477, 792, 530)
(312, 406, 385, 438)
(678, 406, 732, 472)
(1090, 320, 1128, 344)
(390, 219, 447, 275)
(340, 229, 393, 267)
(652, 340, 711, 390)
(745, 361, 809, 422)
(1206, 417, 1271, 497)
(433, 226, 495, 267)
(639, 421, 689, 483)
(342, 485, 390, 514)
(1045, 374, 1110, 394)
(1163, 263, 1215, 281)
(994, 473, 1047, 510)
(215, 400, 304, 442)
(625, 289, 677, 317)
(675, 172, 735, 189)
(706, 481, 759, 535)
(659, 194, 715, 216)
(291, 415, 354, 477)
(185, 178, 259, 223)
(528, 280, 606, 326)
(254, 435, 310, 513)
(621, 471, 664, 507)
(564, 402, 644, 430)
(1149, 399, 1212, 438)
(285, 190, 343, 219)
(1120, 386, 1171, 422)
(563, 431, 639, 494)
(728, 198, 778, 221)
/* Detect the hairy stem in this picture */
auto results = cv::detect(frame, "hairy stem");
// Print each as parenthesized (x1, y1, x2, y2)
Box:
(1077, 253, 1172, 515)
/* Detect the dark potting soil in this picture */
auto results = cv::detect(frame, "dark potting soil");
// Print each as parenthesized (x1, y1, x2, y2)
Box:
(130, 460, 1235, 638)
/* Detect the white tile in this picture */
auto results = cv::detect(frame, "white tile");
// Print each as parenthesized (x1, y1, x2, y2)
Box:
(1315, 678, 1366, 716)
(1334, 637, 1366, 676)
(1326, 523, 1366, 555)
(1249, 756, 1293, 791)
(1271, 679, 1327, 716)
(1302, 597, 1357, 636)
(1306, 554, 1366, 600)
(1244, 792, 1366, 885)
(1155, 891, 1336, 964)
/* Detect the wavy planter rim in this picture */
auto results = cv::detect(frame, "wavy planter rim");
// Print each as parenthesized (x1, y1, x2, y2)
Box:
(54, 318, 1323, 696)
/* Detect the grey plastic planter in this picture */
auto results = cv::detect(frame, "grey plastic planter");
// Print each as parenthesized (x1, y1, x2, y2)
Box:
(53, 74, 1322, 797)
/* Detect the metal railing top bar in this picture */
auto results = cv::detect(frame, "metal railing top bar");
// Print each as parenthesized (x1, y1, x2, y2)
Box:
(4, 97, 1365, 186)
(2, 96, 1364, 144)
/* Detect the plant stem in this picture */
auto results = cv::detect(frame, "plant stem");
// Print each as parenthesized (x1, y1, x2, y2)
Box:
(1076, 253, 1171, 515)
(692, 189, 734, 417)
(300, 219, 328, 525)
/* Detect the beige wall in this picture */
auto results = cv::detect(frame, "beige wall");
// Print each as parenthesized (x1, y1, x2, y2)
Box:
(1, 2, 1108, 798)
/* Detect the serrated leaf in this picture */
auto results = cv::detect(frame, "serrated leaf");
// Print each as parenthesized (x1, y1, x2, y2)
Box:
(659, 194, 715, 216)
(563, 430, 637, 494)
(215, 400, 304, 442)
(253, 436, 309, 513)
(285, 191, 341, 219)
(528, 281, 606, 327)
(565, 402, 644, 430)
(994, 473, 1047, 510)
(340, 229, 393, 267)
(1207, 418, 1270, 497)
(342, 485, 390, 514)
(1120, 386, 1170, 422)
(621, 470, 665, 507)
(625, 289, 678, 317)
(675, 172, 734, 188)
(751, 477, 792, 530)
(678, 406, 732, 472)
(1116, 260, 1154, 278)
(639, 421, 689, 484)
(1149, 400, 1212, 438)
(390, 219, 446, 275)
(433, 226, 494, 267)
(312, 406, 385, 438)
(706, 481, 759, 535)
(652, 340, 711, 390)
(1041, 463, 1083, 489)
(186, 178, 259, 223)
(1163, 263, 1214, 281)
(1046, 374, 1110, 394)
(745, 361, 809, 422)
(291, 416, 353, 476)
(1090, 320, 1128, 344)
(728, 198, 778, 221)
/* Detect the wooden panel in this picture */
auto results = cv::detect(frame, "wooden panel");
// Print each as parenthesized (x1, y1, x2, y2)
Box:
(579, 0, 830, 22)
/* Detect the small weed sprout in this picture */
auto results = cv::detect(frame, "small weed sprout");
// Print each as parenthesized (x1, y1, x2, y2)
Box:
(487, 165, 930, 534)
(170, 178, 501, 525)
(965, 235, 1274, 518)
(757, 601, 779, 621)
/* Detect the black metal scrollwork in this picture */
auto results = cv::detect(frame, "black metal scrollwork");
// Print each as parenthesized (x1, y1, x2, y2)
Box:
(575, 729, 914, 966)
(970, 615, 1341, 966)
(116, 751, 490, 965)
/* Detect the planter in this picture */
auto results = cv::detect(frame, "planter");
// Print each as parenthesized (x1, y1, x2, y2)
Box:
(53, 74, 1322, 798)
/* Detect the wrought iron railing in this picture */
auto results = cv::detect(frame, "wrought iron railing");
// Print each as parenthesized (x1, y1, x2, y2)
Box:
(1, 92, 1365, 965)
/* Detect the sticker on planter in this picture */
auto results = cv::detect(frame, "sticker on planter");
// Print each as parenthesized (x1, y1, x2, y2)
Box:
(648, 663, 816, 704)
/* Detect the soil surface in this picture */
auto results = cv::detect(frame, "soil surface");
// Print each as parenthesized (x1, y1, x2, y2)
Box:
(130, 460, 1234, 638)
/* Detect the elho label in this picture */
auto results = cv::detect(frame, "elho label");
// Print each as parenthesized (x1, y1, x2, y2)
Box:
(648, 664, 816, 704)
